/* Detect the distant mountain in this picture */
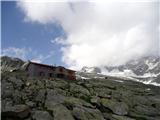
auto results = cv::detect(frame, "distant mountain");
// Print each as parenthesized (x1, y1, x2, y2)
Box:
(80, 56, 160, 86)
(81, 66, 101, 74)
(1, 55, 159, 86)
(1, 56, 25, 71)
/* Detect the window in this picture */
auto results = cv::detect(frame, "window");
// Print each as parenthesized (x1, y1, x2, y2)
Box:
(57, 74, 65, 78)
(39, 72, 45, 76)
(68, 70, 73, 74)
(59, 68, 63, 72)
(49, 73, 52, 77)
(52, 67, 56, 71)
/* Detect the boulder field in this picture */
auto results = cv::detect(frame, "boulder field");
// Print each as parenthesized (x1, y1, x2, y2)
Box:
(1, 71, 160, 120)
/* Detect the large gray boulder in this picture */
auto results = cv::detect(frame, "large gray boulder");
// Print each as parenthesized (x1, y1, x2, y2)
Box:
(46, 79, 69, 90)
(35, 89, 46, 103)
(52, 104, 75, 120)
(100, 98, 129, 115)
(63, 97, 94, 108)
(2, 104, 30, 119)
(132, 104, 160, 116)
(32, 110, 53, 120)
(45, 89, 66, 111)
(2, 82, 14, 99)
(69, 83, 90, 98)
(72, 106, 105, 120)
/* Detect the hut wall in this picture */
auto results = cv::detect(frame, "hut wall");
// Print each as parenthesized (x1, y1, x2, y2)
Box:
(27, 63, 55, 78)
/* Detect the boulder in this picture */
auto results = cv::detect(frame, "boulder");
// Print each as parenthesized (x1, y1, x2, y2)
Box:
(32, 110, 53, 120)
(46, 80, 69, 89)
(72, 106, 105, 120)
(8, 77, 24, 88)
(2, 104, 30, 119)
(25, 101, 36, 108)
(45, 89, 66, 110)
(52, 104, 75, 120)
(45, 100, 59, 111)
(70, 83, 90, 96)
(35, 89, 46, 103)
(12, 90, 23, 104)
(64, 97, 94, 108)
(2, 82, 14, 99)
(100, 98, 129, 115)
(132, 104, 160, 116)
(93, 87, 112, 98)
(90, 96, 100, 105)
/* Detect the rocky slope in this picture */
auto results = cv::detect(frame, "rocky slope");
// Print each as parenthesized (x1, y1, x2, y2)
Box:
(1, 70, 160, 120)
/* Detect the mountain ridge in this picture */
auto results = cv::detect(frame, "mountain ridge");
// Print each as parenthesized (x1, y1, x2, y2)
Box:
(1, 55, 160, 86)
(80, 56, 160, 86)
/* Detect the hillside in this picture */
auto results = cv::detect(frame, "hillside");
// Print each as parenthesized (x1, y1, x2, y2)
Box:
(1, 56, 160, 120)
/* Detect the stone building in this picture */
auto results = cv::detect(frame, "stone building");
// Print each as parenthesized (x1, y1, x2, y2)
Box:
(24, 61, 76, 80)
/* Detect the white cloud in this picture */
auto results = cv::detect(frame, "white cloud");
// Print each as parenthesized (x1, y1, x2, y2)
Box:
(31, 51, 54, 63)
(51, 37, 66, 45)
(1, 47, 54, 63)
(1, 47, 30, 59)
(17, 1, 159, 70)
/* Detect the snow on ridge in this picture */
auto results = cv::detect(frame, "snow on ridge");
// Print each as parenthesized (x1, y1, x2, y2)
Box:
(113, 80, 124, 83)
(136, 79, 160, 87)
(81, 67, 95, 73)
(101, 67, 159, 78)
(101, 68, 160, 86)
(145, 60, 158, 70)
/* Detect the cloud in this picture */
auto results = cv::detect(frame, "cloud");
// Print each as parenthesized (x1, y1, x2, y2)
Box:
(31, 51, 54, 63)
(17, 1, 159, 69)
(51, 36, 66, 45)
(1, 47, 30, 59)
(1, 47, 54, 63)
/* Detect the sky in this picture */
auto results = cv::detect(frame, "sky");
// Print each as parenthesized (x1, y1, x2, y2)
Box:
(1, 0, 160, 70)
(1, 1, 65, 65)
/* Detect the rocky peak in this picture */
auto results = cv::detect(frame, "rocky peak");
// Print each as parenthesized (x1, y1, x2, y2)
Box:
(1, 56, 25, 71)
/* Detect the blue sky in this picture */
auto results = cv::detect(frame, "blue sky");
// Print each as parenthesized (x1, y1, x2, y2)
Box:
(1, 1, 66, 66)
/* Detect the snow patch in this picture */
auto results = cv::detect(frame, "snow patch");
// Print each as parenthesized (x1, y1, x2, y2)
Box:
(114, 80, 124, 83)
(145, 60, 158, 70)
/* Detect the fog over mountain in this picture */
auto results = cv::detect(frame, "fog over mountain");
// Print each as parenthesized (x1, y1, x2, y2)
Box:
(80, 56, 160, 86)
(17, 1, 160, 69)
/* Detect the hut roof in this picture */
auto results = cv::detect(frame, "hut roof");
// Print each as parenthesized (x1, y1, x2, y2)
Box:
(23, 61, 76, 72)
